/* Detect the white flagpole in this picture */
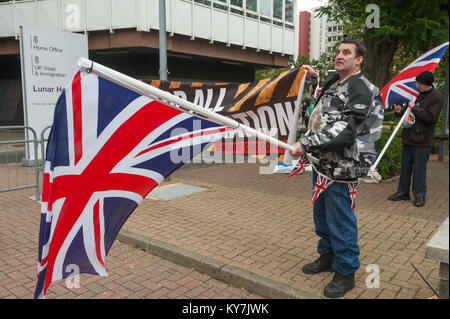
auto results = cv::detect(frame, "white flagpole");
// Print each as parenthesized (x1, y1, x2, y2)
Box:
(369, 108, 410, 173)
(282, 67, 307, 166)
(77, 57, 294, 153)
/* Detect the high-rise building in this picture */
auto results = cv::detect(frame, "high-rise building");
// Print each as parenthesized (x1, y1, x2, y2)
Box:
(301, 7, 344, 62)
(309, 8, 327, 61)
(325, 20, 344, 53)
(298, 11, 310, 59)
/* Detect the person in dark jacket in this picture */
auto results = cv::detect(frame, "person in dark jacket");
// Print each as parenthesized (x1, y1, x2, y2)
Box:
(290, 40, 384, 298)
(388, 71, 443, 207)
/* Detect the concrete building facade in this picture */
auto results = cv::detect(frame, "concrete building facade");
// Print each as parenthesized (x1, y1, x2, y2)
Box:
(308, 7, 326, 61)
(0, 0, 299, 125)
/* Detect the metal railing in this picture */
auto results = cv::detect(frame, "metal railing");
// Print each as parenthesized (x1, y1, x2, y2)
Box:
(0, 125, 42, 201)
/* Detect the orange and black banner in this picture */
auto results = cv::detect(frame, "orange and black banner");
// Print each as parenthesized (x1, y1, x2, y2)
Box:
(143, 67, 306, 154)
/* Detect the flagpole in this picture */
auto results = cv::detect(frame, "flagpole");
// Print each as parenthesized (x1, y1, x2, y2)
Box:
(78, 57, 294, 153)
(282, 67, 307, 166)
(369, 108, 410, 173)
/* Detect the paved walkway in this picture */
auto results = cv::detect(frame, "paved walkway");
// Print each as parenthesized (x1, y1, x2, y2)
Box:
(0, 183, 262, 299)
(122, 154, 448, 299)
(0, 154, 448, 299)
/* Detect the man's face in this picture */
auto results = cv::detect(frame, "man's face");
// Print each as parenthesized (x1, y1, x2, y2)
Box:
(415, 81, 432, 93)
(334, 43, 363, 75)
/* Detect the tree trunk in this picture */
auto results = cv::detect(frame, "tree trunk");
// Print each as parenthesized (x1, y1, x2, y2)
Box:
(363, 33, 399, 89)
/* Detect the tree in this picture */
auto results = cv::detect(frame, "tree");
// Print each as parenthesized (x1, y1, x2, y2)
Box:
(311, 51, 335, 82)
(317, 0, 449, 88)
(289, 55, 310, 68)
(255, 55, 310, 81)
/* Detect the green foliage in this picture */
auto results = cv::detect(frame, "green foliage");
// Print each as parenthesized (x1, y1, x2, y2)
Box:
(377, 123, 403, 179)
(254, 55, 311, 81)
(430, 110, 449, 153)
(316, 0, 449, 87)
(289, 55, 310, 68)
(310, 51, 335, 81)
(255, 55, 314, 81)
(254, 67, 289, 81)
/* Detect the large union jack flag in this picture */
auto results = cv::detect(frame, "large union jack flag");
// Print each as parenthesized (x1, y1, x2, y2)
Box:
(34, 70, 231, 298)
(380, 42, 449, 109)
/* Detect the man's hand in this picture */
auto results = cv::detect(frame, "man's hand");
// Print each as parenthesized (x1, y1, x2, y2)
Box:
(290, 142, 306, 157)
(393, 103, 402, 113)
(302, 65, 317, 77)
(408, 101, 415, 109)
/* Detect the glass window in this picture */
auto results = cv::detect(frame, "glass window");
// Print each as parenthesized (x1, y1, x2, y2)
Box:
(273, 0, 283, 20)
(273, 20, 283, 27)
(213, 1, 228, 10)
(284, 0, 293, 23)
(231, 8, 244, 15)
(230, 0, 242, 7)
(246, 0, 257, 12)
(285, 23, 294, 30)
(260, 0, 270, 16)
(195, 0, 211, 5)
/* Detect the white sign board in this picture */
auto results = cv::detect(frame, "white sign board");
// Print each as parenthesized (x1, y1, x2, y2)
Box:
(19, 25, 88, 162)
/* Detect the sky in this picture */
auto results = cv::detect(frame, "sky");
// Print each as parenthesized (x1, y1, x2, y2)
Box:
(297, 0, 328, 12)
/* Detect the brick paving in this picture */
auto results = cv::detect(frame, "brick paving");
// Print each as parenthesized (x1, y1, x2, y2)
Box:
(0, 152, 448, 299)
(122, 154, 448, 299)
(0, 187, 262, 299)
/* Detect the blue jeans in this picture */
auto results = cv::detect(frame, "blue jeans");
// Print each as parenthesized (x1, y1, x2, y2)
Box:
(312, 169, 360, 275)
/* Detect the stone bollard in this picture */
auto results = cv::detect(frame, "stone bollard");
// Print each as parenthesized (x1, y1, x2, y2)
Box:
(425, 218, 449, 299)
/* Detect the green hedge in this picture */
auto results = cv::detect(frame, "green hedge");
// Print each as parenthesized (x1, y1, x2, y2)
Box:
(377, 125, 403, 180)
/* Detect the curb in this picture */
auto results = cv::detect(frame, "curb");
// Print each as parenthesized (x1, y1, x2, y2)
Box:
(117, 229, 321, 299)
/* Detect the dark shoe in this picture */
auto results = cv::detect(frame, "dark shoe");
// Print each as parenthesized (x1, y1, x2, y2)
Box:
(413, 197, 425, 207)
(302, 252, 334, 275)
(324, 272, 355, 298)
(388, 192, 410, 201)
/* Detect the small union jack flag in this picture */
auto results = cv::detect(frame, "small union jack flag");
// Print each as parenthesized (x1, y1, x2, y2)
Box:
(312, 173, 334, 204)
(34, 70, 231, 298)
(347, 181, 360, 211)
(288, 155, 310, 177)
(380, 42, 449, 109)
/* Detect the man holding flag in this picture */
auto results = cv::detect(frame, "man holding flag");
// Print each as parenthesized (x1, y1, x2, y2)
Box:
(290, 39, 384, 298)
(388, 71, 444, 207)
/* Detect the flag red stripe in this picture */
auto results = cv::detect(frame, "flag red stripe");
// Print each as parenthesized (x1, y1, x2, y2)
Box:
(396, 84, 418, 98)
(42, 173, 50, 203)
(72, 72, 83, 165)
(93, 200, 105, 267)
(135, 127, 233, 157)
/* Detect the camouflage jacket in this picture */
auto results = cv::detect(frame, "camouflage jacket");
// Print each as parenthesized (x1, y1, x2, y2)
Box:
(300, 71, 384, 181)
